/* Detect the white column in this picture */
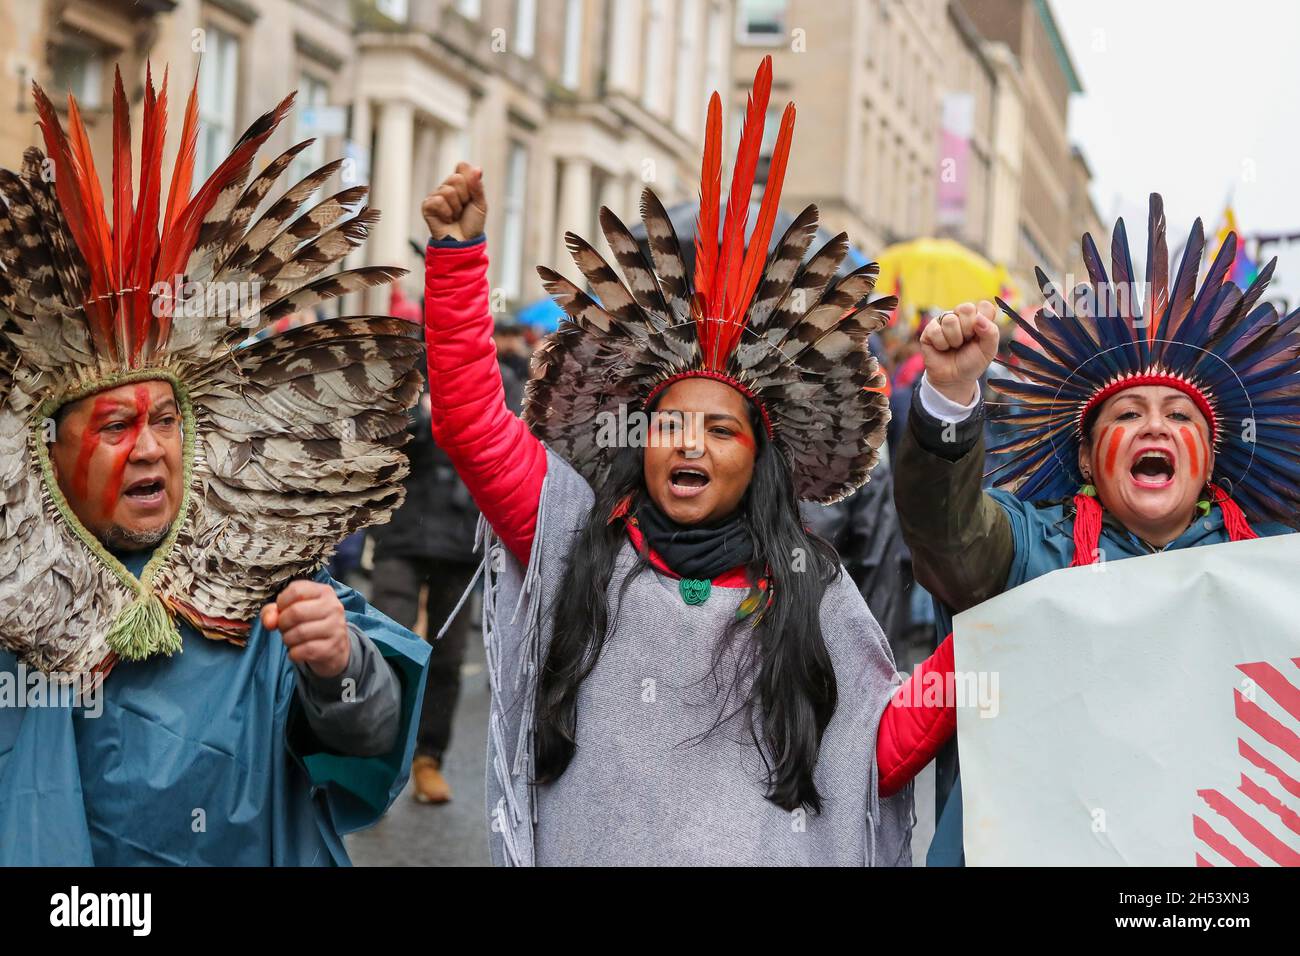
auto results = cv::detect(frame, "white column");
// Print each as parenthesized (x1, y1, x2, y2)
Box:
(350, 97, 373, 192)
(625, 166, 644, 225)
(555, 156, 593, 282)
(411, 121, 437, 209)
(607, 0, 641, 95)
(372, 99, 415, 310)
(436, 125, 469, 184)
(341, 97, 372, 316)
(534, 150, 558, 274)
(595, 168, 622, 260)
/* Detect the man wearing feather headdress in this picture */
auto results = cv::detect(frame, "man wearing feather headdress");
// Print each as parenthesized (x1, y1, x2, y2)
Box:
(893, 195, 1300, 864)
(418, 57, 962, 866)
(0, 66, 430, 865)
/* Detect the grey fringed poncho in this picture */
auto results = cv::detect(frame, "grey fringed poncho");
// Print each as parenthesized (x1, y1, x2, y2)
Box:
(480, 450, 913, 866)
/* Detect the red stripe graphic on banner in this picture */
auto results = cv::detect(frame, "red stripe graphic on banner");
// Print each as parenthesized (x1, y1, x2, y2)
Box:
(1193, 814, 1258, 866)
(1197, 788, 1300, 866)
(1233, 690, 1300, 762)
(1238, 774, 1300, 837)
(1194, 658, 1299, 866)
(1238, 739, 1300, 801)
(1237, 661, 1300, 722)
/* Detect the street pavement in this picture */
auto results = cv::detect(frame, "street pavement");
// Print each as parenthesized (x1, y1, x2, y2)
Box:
(347, 625, 493, 867)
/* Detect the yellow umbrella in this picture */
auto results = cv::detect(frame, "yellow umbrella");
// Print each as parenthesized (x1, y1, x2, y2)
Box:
(875, 238, 1010, 324)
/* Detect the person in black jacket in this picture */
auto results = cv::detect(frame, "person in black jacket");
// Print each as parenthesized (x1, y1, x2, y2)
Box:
(369, 352, 525, 803)
(798, 454, 911, 665)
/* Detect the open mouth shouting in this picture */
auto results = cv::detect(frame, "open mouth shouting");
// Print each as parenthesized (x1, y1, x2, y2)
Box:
(1129, 447, 1175, 489)
(121, 475, 169, 511)
(669, 464, 712, 499)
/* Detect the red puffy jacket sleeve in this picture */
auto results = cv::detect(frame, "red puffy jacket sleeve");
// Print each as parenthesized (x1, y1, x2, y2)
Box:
(423, 236, 547, 565)
(876, 633, 956, 797)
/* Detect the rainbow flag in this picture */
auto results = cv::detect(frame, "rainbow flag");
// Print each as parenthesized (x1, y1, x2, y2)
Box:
(1210, 205, 1260, 289)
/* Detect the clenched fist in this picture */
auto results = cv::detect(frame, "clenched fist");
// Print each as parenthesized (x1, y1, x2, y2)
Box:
(422, 162, 487, 242)
(919, 301, 1001, 405)
(261, 580, 350, 679)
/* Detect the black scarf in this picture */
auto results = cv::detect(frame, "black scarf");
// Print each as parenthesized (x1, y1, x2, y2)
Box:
(634, 499, 755, 580)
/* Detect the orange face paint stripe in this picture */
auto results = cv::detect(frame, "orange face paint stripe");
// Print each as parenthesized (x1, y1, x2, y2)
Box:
(732, 431, 756, 453)
(1103, 425, 1125, 479)
(1180, 425, 1203, 481)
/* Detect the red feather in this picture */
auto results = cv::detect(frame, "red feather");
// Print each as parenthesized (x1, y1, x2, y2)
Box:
(127, 64, 167, 361)
(153, 92, 294, 290)
(146, 69, 200, 359)
(150, 91, 294, 355)
(27, 63, 294, 366)
(111, 67, 133, 290)
(713, 55, 773, 367)
(67, 92, 119, 355)
(693, 93, 722, 315)
(65, 95, 113, 281)
(31, 80, 115, 350)
(161, 71, 200, 247)
(729, 101, 795, 357)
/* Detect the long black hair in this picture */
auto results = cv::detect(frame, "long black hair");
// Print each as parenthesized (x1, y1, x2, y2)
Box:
(532, 396, 842, 812)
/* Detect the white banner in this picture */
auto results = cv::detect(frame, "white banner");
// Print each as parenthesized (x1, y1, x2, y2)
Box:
(954, 534, 1300, 866)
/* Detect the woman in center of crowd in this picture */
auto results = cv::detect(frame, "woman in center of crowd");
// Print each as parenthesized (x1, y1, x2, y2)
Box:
(418, 58, 956, 866)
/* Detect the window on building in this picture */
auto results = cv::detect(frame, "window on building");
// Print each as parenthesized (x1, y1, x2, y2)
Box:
(881, 19, 892, 88)
(196, 25, 240, 182)
(729, 105, 784, 158)
(729, 104, 784, 189)
(515, 0, 537, 58)
(736, 0, 786, 44)
(908, 161, 919, 234)
(642, 0, 667, 114)
(704, 3, 727, 96)
(672, 0, 699, 132)
(375, 0, 408, 22)
(561, 0, 583, 89)
(50, 41, 105, 109)
(291, 72, 330, 187)
(859, 111, 873, 218)
(863, 0, 875, 64)
(899, 39, 910, 110)
(606, 0, 641, 92)
(501, 140, 529, 300)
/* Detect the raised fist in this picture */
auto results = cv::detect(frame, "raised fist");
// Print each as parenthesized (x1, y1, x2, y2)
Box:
(261, 580, 350, 679)
(919, 301, 1001, 405)
(422, 162, 487, 242)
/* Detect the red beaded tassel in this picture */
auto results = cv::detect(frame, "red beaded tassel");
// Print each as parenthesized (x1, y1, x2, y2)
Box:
(1071, 484, 1257, 567)
(1070, 489, 1104, 567)
(1211, 485, 1259, 542)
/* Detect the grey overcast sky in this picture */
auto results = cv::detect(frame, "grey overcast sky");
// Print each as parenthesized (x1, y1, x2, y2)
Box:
(1053, 0, 1300, 305)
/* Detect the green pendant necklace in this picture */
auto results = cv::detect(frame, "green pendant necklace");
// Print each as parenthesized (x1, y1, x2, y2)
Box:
(679, 578, 711, 605)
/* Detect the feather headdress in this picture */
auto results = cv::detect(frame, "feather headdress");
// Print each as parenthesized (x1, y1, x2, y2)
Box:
(0, 66, 422, 675)
(526, 56, 894, 502)
(987, 193, 1300, 528)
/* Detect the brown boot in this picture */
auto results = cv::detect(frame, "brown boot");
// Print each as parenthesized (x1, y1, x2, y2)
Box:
(412, 755, 452, 804)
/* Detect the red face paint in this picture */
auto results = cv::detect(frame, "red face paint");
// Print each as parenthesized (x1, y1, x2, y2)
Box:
(1179, 426, 1204, 481)
(71, 397, 111, 501)
(73, 386, 152, 519)
(1103, 425, 1125, 480)
(732, 431, 756, 453)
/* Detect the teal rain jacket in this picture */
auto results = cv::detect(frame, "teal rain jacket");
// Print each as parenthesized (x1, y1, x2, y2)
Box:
(0, 555, 429, 866)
